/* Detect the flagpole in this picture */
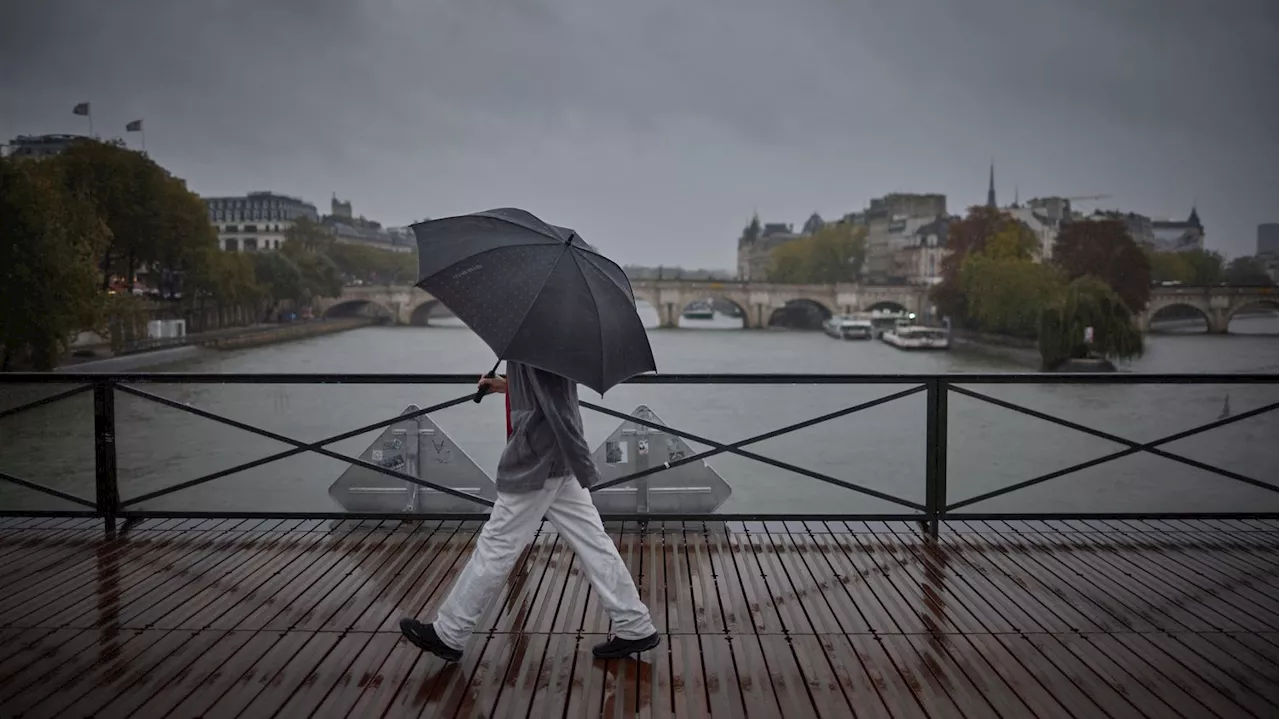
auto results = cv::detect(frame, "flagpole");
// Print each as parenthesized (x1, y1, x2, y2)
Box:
(140, 127, 146, 152)
(87, 108, 94, 137)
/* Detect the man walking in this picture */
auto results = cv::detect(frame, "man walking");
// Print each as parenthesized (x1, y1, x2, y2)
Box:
(399, 361, 660, 662)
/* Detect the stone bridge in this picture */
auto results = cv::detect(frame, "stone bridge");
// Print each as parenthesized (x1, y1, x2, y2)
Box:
(317, 281, 931, 328)
(1140, 285, 1278, 334)
(628, 280, 930, 328)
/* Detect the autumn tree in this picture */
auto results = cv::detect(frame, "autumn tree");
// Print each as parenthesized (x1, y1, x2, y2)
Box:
(930, 205, 1038, 323)
(767, 222, 866, 284)
(0, 156, 109, 370)
(1051, 219, 1150, 312)
(961, 254, 1065, 338)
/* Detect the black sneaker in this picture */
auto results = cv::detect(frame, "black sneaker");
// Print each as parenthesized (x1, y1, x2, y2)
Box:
(592, 632, 661, 659)
(399, 618, 463, 663)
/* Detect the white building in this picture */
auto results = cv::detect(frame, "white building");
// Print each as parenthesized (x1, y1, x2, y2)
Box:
(204, 192, 319, 252)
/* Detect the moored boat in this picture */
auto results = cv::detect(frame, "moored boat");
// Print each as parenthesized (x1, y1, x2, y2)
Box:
(881, 325, 950, 350)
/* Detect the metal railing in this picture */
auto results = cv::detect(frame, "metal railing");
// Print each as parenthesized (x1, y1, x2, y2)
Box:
(0, 372, 1275, 536)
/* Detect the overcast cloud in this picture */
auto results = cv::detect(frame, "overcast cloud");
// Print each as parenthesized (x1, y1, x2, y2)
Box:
(2, 0, 1275, 269)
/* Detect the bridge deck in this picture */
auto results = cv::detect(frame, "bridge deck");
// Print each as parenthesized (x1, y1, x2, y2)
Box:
(0, 517, 1274, 718)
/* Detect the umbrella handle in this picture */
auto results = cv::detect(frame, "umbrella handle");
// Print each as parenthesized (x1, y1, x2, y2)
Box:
(473, 366, 499, 403)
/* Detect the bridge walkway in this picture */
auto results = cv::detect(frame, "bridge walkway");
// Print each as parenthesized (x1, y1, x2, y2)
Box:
(0, 516, 1274, 718)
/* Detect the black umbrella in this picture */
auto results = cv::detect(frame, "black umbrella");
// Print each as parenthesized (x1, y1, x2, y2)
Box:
(411, 208, 656, 397)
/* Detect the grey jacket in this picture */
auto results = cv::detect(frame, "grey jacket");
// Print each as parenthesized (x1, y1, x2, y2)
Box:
(496, 361, 600, 493)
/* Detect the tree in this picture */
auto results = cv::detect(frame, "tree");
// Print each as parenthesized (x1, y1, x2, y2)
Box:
(1224, 256, 1273, 286)
(930, 205, 1037, 323)
(960, 254, 1065, 338)
(0, 156, 109, 370)
(252, 252, 305, 304)
(767, 223, 866, 284)
(55, 139, 215, 294)
(1051, 219, 1151, 313)
(1039, 276, 1144, 370)
(1146, 248, 1224, 285)
(280, 220, 343, 301)
(1183, 249, 1225, 285)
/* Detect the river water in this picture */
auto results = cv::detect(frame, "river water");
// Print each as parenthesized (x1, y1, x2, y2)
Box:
(1, 311, 1276, 517)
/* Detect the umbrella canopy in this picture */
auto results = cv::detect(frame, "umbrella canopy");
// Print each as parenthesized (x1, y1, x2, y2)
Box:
(412, 208, 655, 394)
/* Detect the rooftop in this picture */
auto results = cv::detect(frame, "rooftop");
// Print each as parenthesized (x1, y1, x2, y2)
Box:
(0, 516, 1273, 717)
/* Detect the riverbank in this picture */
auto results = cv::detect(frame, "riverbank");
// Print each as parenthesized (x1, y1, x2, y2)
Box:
(60, 317, 374, 368)
(948, 329, 1042, 369)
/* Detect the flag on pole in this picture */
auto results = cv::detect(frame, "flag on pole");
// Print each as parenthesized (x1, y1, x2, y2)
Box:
(72, 102, 91, 116)
(126, 120, 143, 132)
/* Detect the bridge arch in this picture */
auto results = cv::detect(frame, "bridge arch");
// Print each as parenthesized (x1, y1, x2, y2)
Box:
(1146, 303, 1212, 332)
(323, 299, 395, 323)
(769, 298, 832, 330)
(408, 299, 450, 326)
(1227, 298, 1278, 331)
(864, 300, 910, 315)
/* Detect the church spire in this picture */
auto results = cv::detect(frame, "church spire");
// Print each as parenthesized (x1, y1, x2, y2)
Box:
(986, 162, 997, 208)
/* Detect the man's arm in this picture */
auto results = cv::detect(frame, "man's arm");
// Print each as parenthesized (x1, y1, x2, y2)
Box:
(526, 367, 600, 486)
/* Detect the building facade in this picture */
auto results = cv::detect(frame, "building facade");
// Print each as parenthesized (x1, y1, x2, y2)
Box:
(322, 196, 414, 253)
(863, 193, 948, 283)
(4, 134, 89, 158)
(1258, 223, 1279, 282)
(204, 192, 319, 252)
(737, 222, 799, 281)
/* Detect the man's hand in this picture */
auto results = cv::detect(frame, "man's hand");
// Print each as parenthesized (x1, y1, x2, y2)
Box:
(478, 374, 508, 394)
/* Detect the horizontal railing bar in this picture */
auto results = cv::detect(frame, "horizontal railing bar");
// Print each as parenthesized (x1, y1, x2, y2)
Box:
(0, 470, 98, 509)
(0, 372, 1273, 385)
(590, 384, 927, 493)
(0, 384, 93, 422)
(0, 510, 102, 518)
(121, 394, 476, 507)
(580, 399, 926, 511)
(110, 510, 931, 522)
(945, 512, 1280, 521)
(946, 401, 1280, 511)
(114, 385, 494, 508)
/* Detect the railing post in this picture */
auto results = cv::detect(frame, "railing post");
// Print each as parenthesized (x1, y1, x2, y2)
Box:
(93, 382, 119, 535)
(924, 378, 948, 539)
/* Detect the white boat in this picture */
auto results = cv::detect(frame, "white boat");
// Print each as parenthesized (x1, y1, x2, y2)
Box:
(682, 302, 714, 320)
(840, 319, 873, 340)
(824, 315, 874, 339)
(881, 325, 950, 350)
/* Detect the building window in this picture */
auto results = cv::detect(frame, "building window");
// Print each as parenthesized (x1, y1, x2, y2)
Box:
(224, 225, 238, 232)
(245, 225, 258, 233)
(243, 238, 258, 252)
(225, 238, 239, 252)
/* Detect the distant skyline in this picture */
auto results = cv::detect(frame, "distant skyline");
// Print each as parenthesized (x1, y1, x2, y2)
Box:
(2, 0, 1275, 269)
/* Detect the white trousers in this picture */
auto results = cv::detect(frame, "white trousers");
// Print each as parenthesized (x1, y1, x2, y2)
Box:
(433, 474, 656, 650)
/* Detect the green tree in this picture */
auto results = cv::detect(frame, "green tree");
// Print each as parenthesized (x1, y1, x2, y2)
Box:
(960, 253, 1065, 338)
(1146, 248, 1224, 285)
(767, 223, 866, 284)
(1183, 249, 1225, 285)
(1051, 219, 1151, 313)
(252, 252, 305, 304)
(1223, 256, 1273, 286)
(280, 220, 343, 301)
(0, 156, 109, 370)
(1039, 276, 1144, 370)
(930, 205, 1037, 323)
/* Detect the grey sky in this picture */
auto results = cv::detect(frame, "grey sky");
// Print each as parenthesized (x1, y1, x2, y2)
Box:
(3, 0, 1275, 269)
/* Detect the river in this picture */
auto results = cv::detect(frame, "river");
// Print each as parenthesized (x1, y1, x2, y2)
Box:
(1, 311, 1276, 517)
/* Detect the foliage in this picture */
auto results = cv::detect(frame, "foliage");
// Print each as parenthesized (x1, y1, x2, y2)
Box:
(280, 220, 344, 300)
(960, 253, 1065, 338)
(0, 155, 109, 370)
(1146, 248, 1224, 286)
(1223, 256, 1274, 286)
(252, 252, 305, 304)
(187, 248, 263, 307)
(55, 140, 217, 292)
(1039, 276, 1144, 370)
(325, 242, 418, 285)
(766, 222, 867, 284)
(930, 206, 1037, 322)
(1051, 219, 1150, 312)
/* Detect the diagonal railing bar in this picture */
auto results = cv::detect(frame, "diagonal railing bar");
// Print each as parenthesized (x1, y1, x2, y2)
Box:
(579, 396, 926, 511)
(947, 401, 1280, 511)
(114, 385, 493, 508)
(121, 393, 477, 507)
(950, 384, 1279, 488)
(589, 384, 927, 494)
(0, 384, 93, 423)
(0, 469, 97, 509)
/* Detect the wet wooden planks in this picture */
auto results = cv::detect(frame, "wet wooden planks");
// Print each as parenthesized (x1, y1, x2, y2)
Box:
(0, 517, 1272, 718)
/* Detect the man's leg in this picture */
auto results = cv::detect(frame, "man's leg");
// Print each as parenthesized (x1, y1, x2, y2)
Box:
(544, 477, 659, 658)
(401, 484, 555, 661)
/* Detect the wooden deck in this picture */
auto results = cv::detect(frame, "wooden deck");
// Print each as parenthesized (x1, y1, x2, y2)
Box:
(0, 516, 1274, 718)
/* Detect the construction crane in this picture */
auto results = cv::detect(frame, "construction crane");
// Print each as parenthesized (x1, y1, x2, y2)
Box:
(1062, 194, 1111, 202)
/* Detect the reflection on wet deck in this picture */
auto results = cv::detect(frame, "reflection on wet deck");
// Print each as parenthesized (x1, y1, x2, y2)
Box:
(0, 516, 1274, 718)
